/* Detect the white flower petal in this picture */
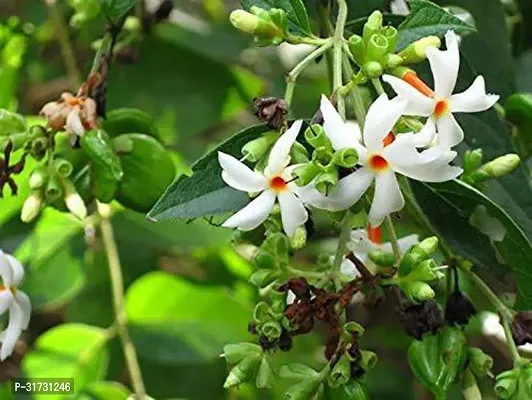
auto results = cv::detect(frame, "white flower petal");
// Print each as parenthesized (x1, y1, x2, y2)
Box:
(222, 190, 276, 231)
(347, 229, 378, 259)
(320, 95, 360, 150)
(379, 234, 419, 254)
(278, 191, 308, 236)
(340, 258, 361, 279)
(0, 290, 14, 316)
(436, 113, 464, 148)
(265, 120, 303, 177)
(0, 251, 14, 287)
(14, 291, 31, 330)
(0, 301, 23, 361)
(66, 108, 85, 136)
(218, 152, 268, 192)
(323, 167, 375, 211)
(426, 30, 460, 98)
(384, 133, 443, 168)
(413, 117, 437, 147)
(368, 170, 404, 227)
(6, 255, 24, 286)
(450, 76, 500, 113)
(382, 74, 434, 116)
(363, 94, 406, 152)
(393, 150, 463, 182)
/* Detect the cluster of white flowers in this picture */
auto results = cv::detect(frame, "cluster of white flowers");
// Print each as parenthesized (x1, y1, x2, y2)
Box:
(219, 31, 499, 237)
(0, 250, 31, 361)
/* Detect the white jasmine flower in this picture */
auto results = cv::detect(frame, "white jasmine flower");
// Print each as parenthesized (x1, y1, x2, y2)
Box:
(219, 120, 312, 236)
(0, 250, 31, 361)
(315, 94, 462, 227)
(382, 30, 499, 148)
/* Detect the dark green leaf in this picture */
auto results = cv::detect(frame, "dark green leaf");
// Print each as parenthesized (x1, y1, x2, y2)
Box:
(411, 179, 532, 310)
(148, 124, 271, 221)
(240, 0, 312, 34)
(396, 0, 475, 51)
(346, 0, 386, 21)
(99, 0, 136, 23)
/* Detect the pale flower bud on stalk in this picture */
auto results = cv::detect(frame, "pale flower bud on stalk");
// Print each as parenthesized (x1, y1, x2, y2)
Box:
(21, 191, 43, 223)
(63, 181, 87, 220)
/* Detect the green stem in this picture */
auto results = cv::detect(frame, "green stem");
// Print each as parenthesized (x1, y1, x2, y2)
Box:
(98, 204, 147, 399)
(287, 267, 326, 280)
(371, 78, 385, 95)
(45, 0, 82, 88)
(384, 216, 401, 263)
(332, 0, 348, 93)
(285, 39, 333, 106)
(288, 35, 331, 46)
(333, 211, 353, 271)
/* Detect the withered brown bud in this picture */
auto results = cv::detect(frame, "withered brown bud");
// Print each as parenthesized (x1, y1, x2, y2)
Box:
(445, 290, 476, 327)
(390, 286, 444, 340)
(259, 335, 277, 351)
(253, 97, 288, 130)
(248, 322, 258, 335)
(279, 329, 293, 352)
(511, 311, 532, 346)
(279, 277, 311, 300)
(350, 361, 365, 379)
(155, 0, 174, 23)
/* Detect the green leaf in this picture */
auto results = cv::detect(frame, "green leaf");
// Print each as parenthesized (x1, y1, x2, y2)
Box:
(240, 0, 312, 34)
(396, 0, 476, 51)
(125, 271, 252, 363)
(148, 124, 271, 221)
(410, 179, 532, 310)
(74, 381, 130, 400)
(99, 0, 136, 23)
(23, 324, 110, 400)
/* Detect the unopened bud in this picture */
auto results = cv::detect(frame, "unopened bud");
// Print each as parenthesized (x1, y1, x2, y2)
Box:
(399, 245, 430, 277)
(304, 124, 331, 150)
(368, 250, 394, 267)
(474, 154, 521, 182)
(366, 34, 389, 63)
(348, 34, 365, 66)
(418, 236, 438, 254)
(292, 163, 319, 186)
(64, 181, 87, 220)
(495, 369, 519, 399)
(29, 167, 47, 189)
(398, 36, 441, 64)
(406, 259, 442, 282)
(464, 149, 483, 174)
(467, 347, 493, 377)
(249, 269, 280, 288)
(242, 132, 278, 162)
(256, 356, 275, 388)
(290, 225, 307, 249)
(384, 53, 403, 68)
(21, 191, 43, 222)
(223, 355, 261, 388)
(230, 8, 282, 42)
(406, 281, 435, 303)
(333, 147, 358, 168)
(222, 343, 262, 364)
(363, 60, 383, 79)
(291, 141, 309, 164)
(363, 11, 383, 44)
(123, 16, 141, 32)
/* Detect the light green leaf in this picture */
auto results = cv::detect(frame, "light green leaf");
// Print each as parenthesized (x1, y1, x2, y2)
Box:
(148, 124, 271, 221)
(397, 0, 476, 50)
(23, 324, 110, 400)
(125, 271, 252, 363)
(410, 179, 532, 310)
(74, 381, 130, 400)
(240, 0, 312, 34)
(99, 0, 136, 23)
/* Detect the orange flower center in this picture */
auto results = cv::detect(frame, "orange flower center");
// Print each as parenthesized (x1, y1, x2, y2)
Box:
(65, 97, 83, 107)
(269, 176, 287, 192)
(367, 223, 382, 244)
(382, 132, 395, 147)
(0, 284, 15, 294)
(433, 99, 449, 118)
(403, 71, 435, 98)
(368, 154, 389, 171)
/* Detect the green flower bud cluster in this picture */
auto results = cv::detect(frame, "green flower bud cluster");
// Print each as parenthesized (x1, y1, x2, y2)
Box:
(495, 363, 532, 399)
(280, 363, 330, 400)
(250, 232, 290, 288)
(67, 0, 101, 28)
(396, 237, 442, 303)
(466, 347, 493, 378)
(222, 343, 275, 389)
(251, 294, 287, 342)
(462, 149, 521, 189)
(230, 7, 287, 46)
(408, 326, 467, 398)
(291, 124, 358, 194)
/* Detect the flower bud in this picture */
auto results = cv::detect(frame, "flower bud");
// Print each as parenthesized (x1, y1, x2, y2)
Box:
(511, 311, 532, 345)
(28, 125, 47, 139)
(406, 259, 442, 282)
(230, 8, 283, 44)
(242, 132, 278, 162)
(399, 245, 430, 277)
(333, 147, 358, 168)
(398, 36, 441, 64)
(256, 356, 275, 388)
(253, 302, 273, 324)
(405, 281, 435, 303)
(363, 11, 383, 44)
(368, 250, 394, 267)
(284, 379, 323, 400)
(291, 141, 310, 164)
(253, 250, 276, 270)
(495, 369, 519, 399)
(505, 93, 532, 126)
(223, 354, 261, 388)
(261, 321, 282, 341)
(474, 154, 521, 182)
(366, 34, 389, 63)
(29, 167, 48, 189)
(304, 124, 331, 150)
(21, 191, 43, 222)
(46, 173, 63, 202)
(463, 149, 483, 174)
(348, 34, 365, 66)
(381, 26, 398, 52)
(249, 269, 280, 288)
(53, 158, 73, 178)
(314, 168, 339, 194)
(123, 16, 141, 32)
(466, 347, 493, 377)
(328, 355, 351, 388)
(222, 343, 262, 364)
(291, 163, 319, 186)
(360, 350, 378, 370)
(384, 53, 403, 68)
(64, 181, 87, 220)
(362, 61, 383, 79)
(253, 97, 288, 130)
(418, 236, 439, 254)
(290, 226, 307, 249)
